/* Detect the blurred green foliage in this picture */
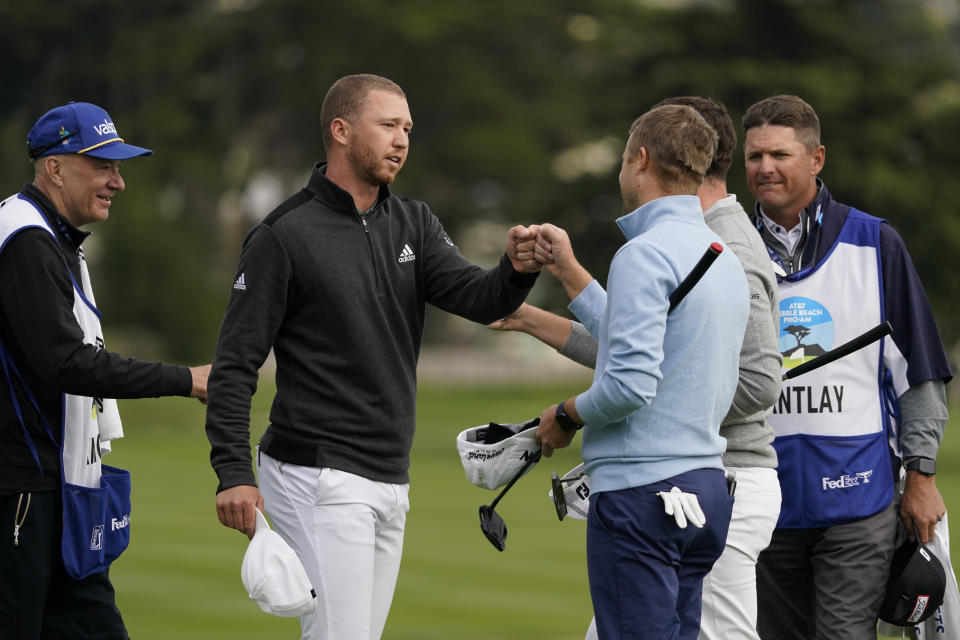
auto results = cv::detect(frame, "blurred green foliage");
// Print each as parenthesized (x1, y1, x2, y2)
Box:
(2, 0, 959, 362)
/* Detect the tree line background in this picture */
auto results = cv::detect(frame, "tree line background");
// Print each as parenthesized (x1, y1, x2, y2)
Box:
(2, 0, 959, 377)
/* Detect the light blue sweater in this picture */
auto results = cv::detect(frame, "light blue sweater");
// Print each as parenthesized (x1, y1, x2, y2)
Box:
(572, 195, 749, 493)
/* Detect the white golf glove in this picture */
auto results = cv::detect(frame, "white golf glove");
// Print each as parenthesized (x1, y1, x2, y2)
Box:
(657, 487, 706, 529)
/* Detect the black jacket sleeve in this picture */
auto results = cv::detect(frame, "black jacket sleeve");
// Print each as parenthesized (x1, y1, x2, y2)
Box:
(418, 205, 538, 323)
(205, 224, 291, 491)
(0, 228, 192, 398)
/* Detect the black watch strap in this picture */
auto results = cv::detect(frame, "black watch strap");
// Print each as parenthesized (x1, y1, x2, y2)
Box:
(555, 402, 582, 433)
(905, 457, 936, 476)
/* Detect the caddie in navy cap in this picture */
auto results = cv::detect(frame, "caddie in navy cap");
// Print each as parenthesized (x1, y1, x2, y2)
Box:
(0, 98, 211, 638)
(27, 101, 152, 161)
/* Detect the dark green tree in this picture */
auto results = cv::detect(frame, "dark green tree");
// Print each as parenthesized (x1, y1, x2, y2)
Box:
(1, 0, 957, 360)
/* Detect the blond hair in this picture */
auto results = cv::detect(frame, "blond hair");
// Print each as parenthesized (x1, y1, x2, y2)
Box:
(625, 105, 718, 195)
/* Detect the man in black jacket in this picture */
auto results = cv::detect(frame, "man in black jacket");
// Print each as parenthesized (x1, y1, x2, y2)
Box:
(0, 102, 210, 639)
(206, 74, 540, 639)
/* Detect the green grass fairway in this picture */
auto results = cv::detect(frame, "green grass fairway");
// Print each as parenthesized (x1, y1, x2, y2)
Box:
(108, 382, 959, 639)
(110, 381, 593, 639)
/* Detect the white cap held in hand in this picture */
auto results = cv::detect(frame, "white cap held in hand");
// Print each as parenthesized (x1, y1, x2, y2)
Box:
(241, 508, 316, 617)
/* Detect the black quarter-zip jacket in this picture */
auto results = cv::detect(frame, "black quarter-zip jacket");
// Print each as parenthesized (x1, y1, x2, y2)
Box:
(0, 184, 193, 493)
(206, 163, 538, 491)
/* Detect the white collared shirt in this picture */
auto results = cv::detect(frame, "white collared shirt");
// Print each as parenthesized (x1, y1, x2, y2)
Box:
(759, 207, 803, 255)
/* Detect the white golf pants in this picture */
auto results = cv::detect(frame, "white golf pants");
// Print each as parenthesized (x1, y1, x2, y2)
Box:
(697, 466, 781, 640)
(258, 450, 410, 640)
(583, 466, 781, 640)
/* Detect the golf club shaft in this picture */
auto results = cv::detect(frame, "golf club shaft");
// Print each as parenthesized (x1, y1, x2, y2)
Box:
(668, 242, 724, 312)
(489, 449, 542, 510)
(782, 321, 893, 381)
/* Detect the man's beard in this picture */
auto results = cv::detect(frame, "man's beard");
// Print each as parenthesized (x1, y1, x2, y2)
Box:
(349, 143, 398, 186)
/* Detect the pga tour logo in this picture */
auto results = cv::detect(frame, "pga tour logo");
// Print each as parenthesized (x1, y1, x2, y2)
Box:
(90, 525, 104, 551)
(821, 470, 873, 490)
(90, 514, 131, 549)
(92, 119, 117, 137)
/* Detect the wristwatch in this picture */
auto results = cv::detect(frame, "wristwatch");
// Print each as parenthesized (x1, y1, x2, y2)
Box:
(905, 457, 936, 476)
(555, 402, 583, 433)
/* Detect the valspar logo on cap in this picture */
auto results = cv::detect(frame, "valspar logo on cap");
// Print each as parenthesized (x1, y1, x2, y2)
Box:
(93, 119, 118, 137)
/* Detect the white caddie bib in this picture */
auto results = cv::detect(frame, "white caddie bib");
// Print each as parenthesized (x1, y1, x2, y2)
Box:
(0, 193, 124, 486)
(770, 208, 895, 528)
(0, 192, 131, 578)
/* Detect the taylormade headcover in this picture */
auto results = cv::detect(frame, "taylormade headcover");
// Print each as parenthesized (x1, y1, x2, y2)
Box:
(456, 418, 540, 490)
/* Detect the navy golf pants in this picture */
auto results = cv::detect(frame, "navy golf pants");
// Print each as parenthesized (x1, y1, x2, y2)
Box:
(587, 468, 733, 640)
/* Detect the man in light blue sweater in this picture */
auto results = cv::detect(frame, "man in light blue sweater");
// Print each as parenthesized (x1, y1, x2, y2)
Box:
(493, 97, 781, 640)
(533, 104, 749, 640)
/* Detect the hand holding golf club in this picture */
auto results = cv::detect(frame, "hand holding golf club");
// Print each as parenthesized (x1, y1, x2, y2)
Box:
(536, 401, 581, 457)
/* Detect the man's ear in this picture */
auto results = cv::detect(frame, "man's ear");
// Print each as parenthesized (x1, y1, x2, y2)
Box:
(811, 144, 826, 177)
(634, 147, 650, 176)
(40, 156, 65, 187)
(330, 118, 350, 147)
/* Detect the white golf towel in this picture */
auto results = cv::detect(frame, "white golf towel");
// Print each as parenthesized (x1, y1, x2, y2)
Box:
(915, 512, 960, 639)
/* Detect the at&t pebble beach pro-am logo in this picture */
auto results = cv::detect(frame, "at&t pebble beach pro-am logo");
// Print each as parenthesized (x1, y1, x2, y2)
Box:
(779, 296, 835, 370)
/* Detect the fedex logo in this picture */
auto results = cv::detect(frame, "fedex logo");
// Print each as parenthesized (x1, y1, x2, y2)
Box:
(822, 470, 873, 490)
(93, 119, 117, 136)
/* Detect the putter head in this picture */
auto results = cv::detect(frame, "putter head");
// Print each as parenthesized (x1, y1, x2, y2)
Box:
(478, 505, 507, 551)
(550, 472, 568, 521)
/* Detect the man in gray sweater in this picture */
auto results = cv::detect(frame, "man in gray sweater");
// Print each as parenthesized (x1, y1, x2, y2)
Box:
(492, 97, 782, 640)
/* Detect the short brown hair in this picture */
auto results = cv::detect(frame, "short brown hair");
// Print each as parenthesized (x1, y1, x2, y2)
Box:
(742, 95, 821, 151)
(654, 96, 734, 181)
(625, 104, 718, 195)
(320, 74, 406, 151)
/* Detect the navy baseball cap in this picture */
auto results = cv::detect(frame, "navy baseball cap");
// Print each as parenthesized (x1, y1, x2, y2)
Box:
(27, 102, 152, 161)
(879, 533, 946, 625)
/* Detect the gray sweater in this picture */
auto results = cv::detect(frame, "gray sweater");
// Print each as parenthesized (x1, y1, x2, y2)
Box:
(560, 195, 781, 469)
